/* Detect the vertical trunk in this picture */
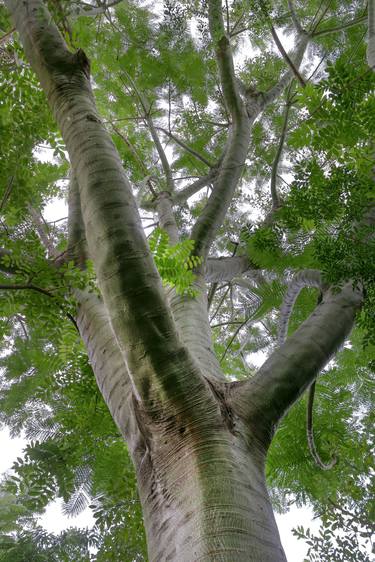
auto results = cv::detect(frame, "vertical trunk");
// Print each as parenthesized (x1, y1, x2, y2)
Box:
(135, 418, 287, 562)
(77, 291, 286, 561)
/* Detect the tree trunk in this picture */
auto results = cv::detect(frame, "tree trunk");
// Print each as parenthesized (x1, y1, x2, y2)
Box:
(77, 289, 287, 561)
(134, 414, 286, 562)
(4, 2, 365, 561)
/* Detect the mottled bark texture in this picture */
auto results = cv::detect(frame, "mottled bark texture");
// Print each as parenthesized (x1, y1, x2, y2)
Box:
(5, 1, 364, 561)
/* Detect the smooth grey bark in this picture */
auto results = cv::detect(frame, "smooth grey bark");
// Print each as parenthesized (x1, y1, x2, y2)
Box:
(172, 171, 217, 204)
(69, 0, 125, 19)
(166, 276, 227, 382)
(288, 0, 303, 33)
(262, 32, 309, 107)
(67, 173, 88, 267)
(191, 0, 252, 260)
(155, 192, 179, 245)
(205, 255, 258, 283)
(277, 269, 325, 345)
(190, 6, 310, 262)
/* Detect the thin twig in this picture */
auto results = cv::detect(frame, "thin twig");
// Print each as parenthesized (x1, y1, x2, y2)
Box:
(209, 284, 231, 323)
(270, 25, 306, 88)
(312, 15, 367, 38)
(306, 382, 337, 470)
(155, 127, 214, 168)
(270, 88, 293, 210)
(120, 72, 174, 191)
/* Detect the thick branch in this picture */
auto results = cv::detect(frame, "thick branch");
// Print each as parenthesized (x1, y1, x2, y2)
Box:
(5, 0, 213, 416)
(70, 0, 124, 18)
(140, 171, 214, 211)
(205, 255, 257, 283)
(155, 192, 179, 244)
(75, 289, 144, 455)
(367, 0, 375, 69)
(28, 205, 59, 258)
(278, 269, 325, 345)
(67, 173, 88, 267)
(190, 0, 251, 260)
(233, 283, 362, 445)
(172, 171, 217, 205)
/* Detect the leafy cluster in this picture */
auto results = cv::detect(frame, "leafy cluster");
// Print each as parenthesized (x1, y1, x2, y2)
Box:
(293, 500, 374, 562)
(149, 227, 202, 295)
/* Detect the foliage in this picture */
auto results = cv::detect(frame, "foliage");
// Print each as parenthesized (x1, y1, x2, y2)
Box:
(293, 500, 374, 562)
(148, 227, 202, 295)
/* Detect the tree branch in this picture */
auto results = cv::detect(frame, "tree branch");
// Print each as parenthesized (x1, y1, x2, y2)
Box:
(270, 96, 292, 210)
(5, 0, 214, 416)
(70, 0, 124, 18)
(306, 381, 337, 470)
(155, 127, 215, 168)
(67, 173, 88, 268)
(367, 0, 375, 69)
(28, 205, 58, 258)
(155, 192, 179, 244)
(233, 283, 363, 446)
(172, 170, 218, 205)
(270, 25, 306, 88)
(312, 14, 367, 38)
(205, 255, 257, 283)
(121, 73, 174, 192)
(278, 269, 325, 345)
(190, 0, 251, 261)
(262, 32, 309, 108)
(0, 283, 53, 298)
(111, 123, 158, 197)
(288, 0, 303, 33)
(0, 27, 15, 44)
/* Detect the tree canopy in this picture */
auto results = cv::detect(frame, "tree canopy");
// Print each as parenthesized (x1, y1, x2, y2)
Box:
(0, 0, 374, 560)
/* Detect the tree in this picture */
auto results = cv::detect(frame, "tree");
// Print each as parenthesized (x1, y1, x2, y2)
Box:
(0, 0, 374, 560)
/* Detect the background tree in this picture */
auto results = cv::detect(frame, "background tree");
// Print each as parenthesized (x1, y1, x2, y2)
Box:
(0, 0, 373, 560)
